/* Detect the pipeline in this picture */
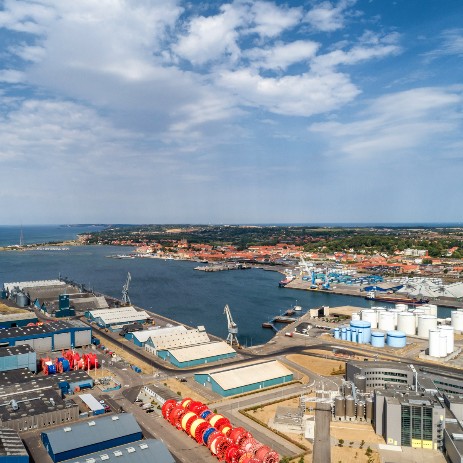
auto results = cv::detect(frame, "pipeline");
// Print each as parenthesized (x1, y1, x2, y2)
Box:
(161, 398, 279, 463)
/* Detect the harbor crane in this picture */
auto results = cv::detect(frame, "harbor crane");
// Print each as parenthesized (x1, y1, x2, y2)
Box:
(224, 304, 240, 347)
(122, 272, 131, 305)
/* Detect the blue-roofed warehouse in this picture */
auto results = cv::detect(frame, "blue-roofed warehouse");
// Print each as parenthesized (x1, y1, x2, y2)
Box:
(41, 414, 142, 463)
(59, 439, 175, 463)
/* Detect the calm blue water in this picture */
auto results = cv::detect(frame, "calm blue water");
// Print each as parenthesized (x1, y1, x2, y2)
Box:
(0, 226, 453, 344)
(0, 225, 105, 247)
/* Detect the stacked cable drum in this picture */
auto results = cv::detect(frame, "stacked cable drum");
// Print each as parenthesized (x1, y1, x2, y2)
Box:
(161, 398, 279, 463)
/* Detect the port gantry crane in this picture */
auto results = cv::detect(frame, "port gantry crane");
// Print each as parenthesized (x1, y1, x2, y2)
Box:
(224, 304, 240, 347)
(122, 272, 131, 305)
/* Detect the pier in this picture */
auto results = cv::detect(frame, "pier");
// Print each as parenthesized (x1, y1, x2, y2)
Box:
(194, 263, 252, 272)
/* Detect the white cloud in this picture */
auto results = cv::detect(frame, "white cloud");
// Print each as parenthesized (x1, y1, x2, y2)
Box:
(424, 28, 463, 60)
(246, 40, 320, 70)
(218, 68, 359, 116)
(250, 1, 302, 38)
(304, 0, 356, 32)
(310, 87, 463, 159)
(0, 69, 25, 83)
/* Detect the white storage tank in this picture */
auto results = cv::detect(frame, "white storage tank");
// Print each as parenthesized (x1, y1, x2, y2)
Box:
(439, 325, 454, 354)
(427, 304, 438, 316)
(412, 309, 425, 327)
(395, 303, 408, 311)
(417, 315, 437, 338)
(451, 309, 463, 332)
(361, 310, 378, 329)
(439, 333, 447, 358)
(378, 312, 395, 331)
(388, 308, 403, 327)
(397, 312, 416, 336)
(428, 329, 441, 357)
(351, 312, 361, 321)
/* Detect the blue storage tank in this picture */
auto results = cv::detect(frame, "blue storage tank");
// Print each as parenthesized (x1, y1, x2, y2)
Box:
(351, 330, 357, 343)
(371, 331, 385, 348)
(341, 327, 347, 341)
(350, 320, 371, 344)
(386, 330, 406, 348)
(334, 328, 340, 339)
(346, 328, 351, 342)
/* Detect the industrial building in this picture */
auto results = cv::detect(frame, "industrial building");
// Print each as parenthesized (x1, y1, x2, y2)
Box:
(41, 414, 143, 462)
(0, 304, 37, 328)
(144, 325, 236, 367)
(0, 345, 37, 373)
(0, 321, 91, 351)
(85, 306, 150, 329)
(138, 384, 179, 405)
(126, 325, 185, 347)
(194, 360, 294, 397)
(373, 389, 444, 449)
(0, 428, 28, 463)
(60, 439, 175, 463)
(346, 361, 414, 390)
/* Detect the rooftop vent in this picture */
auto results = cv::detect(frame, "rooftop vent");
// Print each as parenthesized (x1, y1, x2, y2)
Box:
(100, 456, 109, 461)
(139, 443, 148, 450)
(113, 450, 123, 457)
(88, 421, 96, 427)
(111, 416, 119, 421)
(63, 427, 72, 432)
(127, 447, 135, 453)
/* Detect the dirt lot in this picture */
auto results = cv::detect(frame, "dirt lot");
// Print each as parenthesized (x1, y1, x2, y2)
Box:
(331, 421, 384, 444)
(287, 353, 346, 376)
(332, 445, 380, 463)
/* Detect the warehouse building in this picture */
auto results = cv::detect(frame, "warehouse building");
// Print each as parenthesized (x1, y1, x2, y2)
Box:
(85, 306, 150, 329)
(138, 384, 178, 405)
(60, 439, 175, 463)
(126, 325, 185, 347)
(0, 305, 37, 329)
(373, 389, 444, 448)
(156, 341, 236, 368)
(195, 360, 294, 397)
(0, 345, 37, 373)
(346, 361, 414, 390)
(0, 428, 28, 463)
(0, 321, 91, 351)
(41, 414, 143, 463)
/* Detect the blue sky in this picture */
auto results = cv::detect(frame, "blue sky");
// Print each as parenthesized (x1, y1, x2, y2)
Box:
(0, 0, 462, 224)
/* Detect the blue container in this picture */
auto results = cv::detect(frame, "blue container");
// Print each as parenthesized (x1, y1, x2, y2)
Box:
(351, 330, 357, 343)
(350, 320, 372, 344)
(341, 327, 347, 341)
(386, 330, 406, 348)
(203, 427, 217, 445)
(371, 331, 385, 348)
(200, 410, 212, 420)
(334, 328, 340, 339)
(346, 328, 351, 342)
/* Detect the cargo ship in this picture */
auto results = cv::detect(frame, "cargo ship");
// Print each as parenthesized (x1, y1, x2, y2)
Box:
(365, 291, 429, 305)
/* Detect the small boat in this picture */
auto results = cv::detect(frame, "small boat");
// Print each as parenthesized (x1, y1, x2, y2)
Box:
(262, 322, 274, 329)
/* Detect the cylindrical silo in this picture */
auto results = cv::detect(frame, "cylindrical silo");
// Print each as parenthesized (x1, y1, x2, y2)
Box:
(439, 325, 454, 354)
(395, 303, 408, 311)
(351, 312, 361, 321)
(428, 329, 441, 357)
(386, 330, 406, 348)
(451, 309, 463, 332)
(365, 398, 373, 423)
(334, 328, 340, 339)
(334, 396, 346, 420)
(356, 401, 365, 421)
(346, 328, 352, 342)
(351, 330, 358, 343)
(15, 292, 30, 307)
(427, 304, 438, 316)
(341, 327, 347, 341)
(345, 396, 355, 419)
(378, 312, 395, 331)
(417, 315, 437, 338)
(439, 333, 447, 358)
(412, 309, 425, 327)
(354, 375, 367, 393)
(343, 382, 353, 397)
(397, 312, 416, 336)
(371, 331, 385, 347)
(361, 310, 378, 329)
(350, 320, 371, 344)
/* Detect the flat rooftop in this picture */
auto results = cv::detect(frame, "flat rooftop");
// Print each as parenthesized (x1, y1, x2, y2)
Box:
(0, 428, 28, 457)
(0, 320, 89, 339)
(0, 344, 35, 358)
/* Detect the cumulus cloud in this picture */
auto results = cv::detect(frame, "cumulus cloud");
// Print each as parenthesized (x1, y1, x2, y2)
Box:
(304, 0, 356, 32)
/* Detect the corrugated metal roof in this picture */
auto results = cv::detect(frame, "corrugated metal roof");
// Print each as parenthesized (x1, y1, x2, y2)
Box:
(208, 360, 293, 391)
(89, 307, 149, 325)
(0, 428, 28, 456)
(152, 329, 209, 350)
(79, 393, 105, 412)
(168, 341, 235, 363)
(133, 325, 186, 343)
(60, 439, 175, 463)
(42, 414, 141, 454)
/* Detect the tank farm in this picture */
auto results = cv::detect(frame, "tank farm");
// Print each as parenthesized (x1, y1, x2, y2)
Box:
(162, 398, 279, 463)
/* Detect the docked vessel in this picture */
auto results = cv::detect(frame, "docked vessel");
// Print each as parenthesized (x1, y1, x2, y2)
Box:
(365, 291, 429, 305)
